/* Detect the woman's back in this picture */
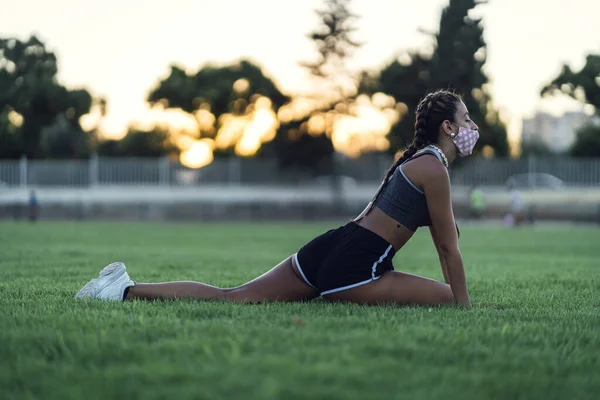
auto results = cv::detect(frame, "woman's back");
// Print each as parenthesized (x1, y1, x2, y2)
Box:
(356, 149, 445, 252)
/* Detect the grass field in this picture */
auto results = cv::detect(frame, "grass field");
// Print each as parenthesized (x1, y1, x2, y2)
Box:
(1, 221, 599, 400)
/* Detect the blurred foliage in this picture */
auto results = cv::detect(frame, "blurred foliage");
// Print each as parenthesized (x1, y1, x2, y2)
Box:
(148, 60, 288, 125)
(300, 0, 361, 89)
(359, 53, 433, 153)
(542, 54, 600, 112)
(268, 0, 362, 173)
(0, 35, 94, 159)
(570, 124, 600, 158)
(543, 53, 600, 157)
(8, 1, 598, 162)
(293, 0, 363, 211)
(98, 128, 178, 158)
(520, 137, 554, 157)
(0, 107, 22, 159)
(359, 0, 509, 157)
(264, 112, 336, 174)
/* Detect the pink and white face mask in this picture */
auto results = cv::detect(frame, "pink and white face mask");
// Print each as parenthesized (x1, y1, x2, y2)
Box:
(452, 126, 479, 157)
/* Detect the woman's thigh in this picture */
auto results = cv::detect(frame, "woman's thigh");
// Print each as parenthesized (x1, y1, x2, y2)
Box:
(225, 256, 319, 303)
(322, 270, 454, 306)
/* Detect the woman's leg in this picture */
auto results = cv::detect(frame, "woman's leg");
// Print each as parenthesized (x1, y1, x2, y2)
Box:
(125, 280, 226, 301)
(322, 270, 454, 306)
(126, 256, 319, 303)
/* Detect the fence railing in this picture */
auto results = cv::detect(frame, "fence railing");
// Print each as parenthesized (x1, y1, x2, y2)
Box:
(1, 155, 600, 188)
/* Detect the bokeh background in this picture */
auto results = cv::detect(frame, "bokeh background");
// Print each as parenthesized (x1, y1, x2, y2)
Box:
(1, 0, 599, 223)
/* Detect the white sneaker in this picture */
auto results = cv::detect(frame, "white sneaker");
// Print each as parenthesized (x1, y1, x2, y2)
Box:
(74, 262, 135, 301)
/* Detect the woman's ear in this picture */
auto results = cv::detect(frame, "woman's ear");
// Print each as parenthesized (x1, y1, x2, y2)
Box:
(442, 120, 454, 136)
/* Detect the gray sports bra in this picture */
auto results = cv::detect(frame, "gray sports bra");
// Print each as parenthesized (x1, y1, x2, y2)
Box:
(373, 146, 445, 231)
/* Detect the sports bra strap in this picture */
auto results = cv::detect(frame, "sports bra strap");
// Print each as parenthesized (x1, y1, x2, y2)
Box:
(400, 147, 444, 167)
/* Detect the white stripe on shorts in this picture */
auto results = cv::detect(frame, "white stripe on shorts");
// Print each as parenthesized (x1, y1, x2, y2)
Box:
(293, 253, 317, 289)
(371, 245, 393, 280)
(320, 278, 374, 296)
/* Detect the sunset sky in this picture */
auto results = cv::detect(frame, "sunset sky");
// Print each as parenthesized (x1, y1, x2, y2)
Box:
(2, 0, 599, 149)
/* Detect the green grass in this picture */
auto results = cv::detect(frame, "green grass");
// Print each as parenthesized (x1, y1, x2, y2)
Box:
(1, 221, 599, 400)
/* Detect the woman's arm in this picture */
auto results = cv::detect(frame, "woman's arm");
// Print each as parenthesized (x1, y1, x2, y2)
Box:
(429, 225, 451, 285)
(423, 162, 471, 307)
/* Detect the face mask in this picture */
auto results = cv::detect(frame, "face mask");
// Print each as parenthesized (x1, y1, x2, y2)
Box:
(452, 126, 479, 157)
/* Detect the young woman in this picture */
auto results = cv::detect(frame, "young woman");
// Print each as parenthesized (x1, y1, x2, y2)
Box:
(75, 90, 479, 307)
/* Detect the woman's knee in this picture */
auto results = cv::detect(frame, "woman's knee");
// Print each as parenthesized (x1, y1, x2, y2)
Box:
(437, 283, 455, 304)
(223, 288, 261, 303)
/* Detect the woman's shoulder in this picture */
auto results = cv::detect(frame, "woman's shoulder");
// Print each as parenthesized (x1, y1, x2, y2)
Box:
(404, 151, 446, 173)
(401, 152, 449, 191)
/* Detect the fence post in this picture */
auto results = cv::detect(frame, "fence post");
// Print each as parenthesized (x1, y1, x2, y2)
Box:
(89, 154, 98, 187)
(19, 155, 27, 188)
(159, 156, 170, 187)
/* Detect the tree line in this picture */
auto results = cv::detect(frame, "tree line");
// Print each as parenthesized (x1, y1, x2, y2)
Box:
(1, 0, 598, 167)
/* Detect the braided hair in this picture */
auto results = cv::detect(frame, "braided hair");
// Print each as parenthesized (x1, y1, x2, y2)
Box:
(362, 90, 461, 221)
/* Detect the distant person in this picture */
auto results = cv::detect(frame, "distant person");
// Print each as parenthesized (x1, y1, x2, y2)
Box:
(469, 185, 485, 220)
(28, 190, 38, 222)
(504, 182, 524, 227)
(75, 90, 478, 308)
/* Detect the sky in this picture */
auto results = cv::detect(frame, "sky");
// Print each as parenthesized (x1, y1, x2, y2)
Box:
(1, 0, 599, 147)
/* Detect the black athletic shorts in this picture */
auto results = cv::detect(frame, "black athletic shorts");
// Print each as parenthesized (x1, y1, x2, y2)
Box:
(294, 222, 396, 296)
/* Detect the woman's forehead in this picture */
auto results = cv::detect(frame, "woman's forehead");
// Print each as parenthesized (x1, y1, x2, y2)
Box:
(456, 101, 469, 115)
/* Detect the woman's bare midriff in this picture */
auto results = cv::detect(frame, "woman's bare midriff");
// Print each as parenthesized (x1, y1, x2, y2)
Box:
(354, 207, 415, 252)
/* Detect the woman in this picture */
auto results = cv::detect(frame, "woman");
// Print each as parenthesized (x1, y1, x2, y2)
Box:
(75, 90, 478, 307)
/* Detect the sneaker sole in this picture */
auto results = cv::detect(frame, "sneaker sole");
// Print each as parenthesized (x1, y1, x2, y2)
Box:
(74, 278, 97, 299)
(74, 262, 126, 300)
(99, 262, 126, 279)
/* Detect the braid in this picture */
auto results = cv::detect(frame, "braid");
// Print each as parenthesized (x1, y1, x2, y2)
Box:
(361, 94, 437, 218)
(358, 89, 461, 221)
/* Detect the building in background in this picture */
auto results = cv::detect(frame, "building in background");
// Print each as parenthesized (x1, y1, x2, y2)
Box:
(521, 111, 599, 153)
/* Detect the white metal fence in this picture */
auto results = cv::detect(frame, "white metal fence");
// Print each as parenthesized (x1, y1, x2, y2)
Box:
(1, 155, 600, 188)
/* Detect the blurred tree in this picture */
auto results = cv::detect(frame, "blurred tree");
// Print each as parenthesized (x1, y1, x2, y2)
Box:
(542, 54, 600, 112)
(96, 139, 120, 157)
(265, 115, 335, 174)
(97, 128, 178, 158)
(570, 124, 600, 157)
(148, 60, 288, 130)
(430, 0, 509, 157)
(84, 96, 108, 151)
(360, 0, 509, 156)
(40, 116, 91, 159)
(268, 0, 362, 174)
(0, 36, 94, 159)
(542, 54, 600, 157)
(301, 0, 361, 99)
(355, 70, 380, 96)
(359, 53, 433, 151)
(147, 60, 288, 160)
(0, 107, 22, 159)
(520, 137, 554, 157)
